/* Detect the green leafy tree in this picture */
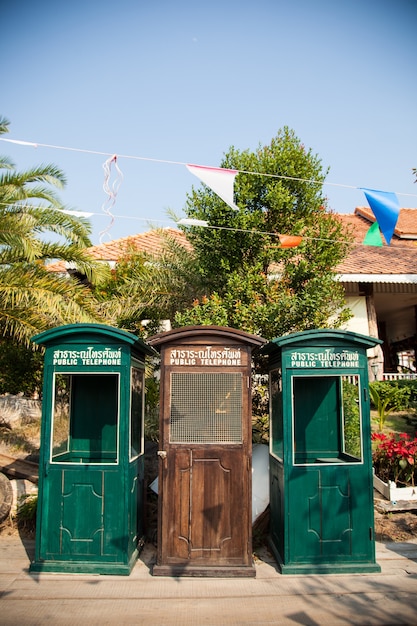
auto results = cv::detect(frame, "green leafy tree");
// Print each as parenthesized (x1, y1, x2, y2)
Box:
(0, 337, 43, 396)
(0, 116, 107, 345)
(175, 127, 352, 339)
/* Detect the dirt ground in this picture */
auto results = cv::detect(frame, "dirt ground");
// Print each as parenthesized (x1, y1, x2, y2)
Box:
(374, 506, 417, 543)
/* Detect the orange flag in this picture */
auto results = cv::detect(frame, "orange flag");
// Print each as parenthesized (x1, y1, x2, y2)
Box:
(278, 235, 303, 248)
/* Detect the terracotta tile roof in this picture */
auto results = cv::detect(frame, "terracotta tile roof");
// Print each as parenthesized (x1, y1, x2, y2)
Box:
(336, 244, 417, 275)
(338, 208, 417, 248)
(47, 210, 417, 279)
(47, 228, 192, 273)
(85, 228, 192, 260)
(355, 206, 417, 238)
(337, 207, 417, 276)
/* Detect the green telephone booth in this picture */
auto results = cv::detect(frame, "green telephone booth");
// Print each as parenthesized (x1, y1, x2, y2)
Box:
(263, 329, 382, 575)
(30, 324, 156, 575)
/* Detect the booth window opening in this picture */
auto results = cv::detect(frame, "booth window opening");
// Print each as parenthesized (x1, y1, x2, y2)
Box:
(130, 366, 144, 460)
(292, 374, 363, 465)
(269, 368, 283, 461)
(169, 372, 243, 443)
(50, 372, 120, 464)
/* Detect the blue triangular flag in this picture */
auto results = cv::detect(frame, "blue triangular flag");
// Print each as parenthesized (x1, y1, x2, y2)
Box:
(361, 188, 400, 245)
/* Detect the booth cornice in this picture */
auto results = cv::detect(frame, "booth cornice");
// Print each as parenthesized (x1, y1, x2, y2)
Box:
(32, 323, 157, 356)
(262, 328, 383, 353)
(148, 325, 266, 350)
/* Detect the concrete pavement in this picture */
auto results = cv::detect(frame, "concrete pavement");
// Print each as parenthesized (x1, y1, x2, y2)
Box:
(1, 534, 417, 625)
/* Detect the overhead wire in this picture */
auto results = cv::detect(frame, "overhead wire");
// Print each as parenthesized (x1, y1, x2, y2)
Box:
(1, 136, 417, 199)
(0, 137, 416, 251)
(1, 200, 416, 251)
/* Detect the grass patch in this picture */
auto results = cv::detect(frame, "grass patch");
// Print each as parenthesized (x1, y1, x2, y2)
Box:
(0, 416, 40, 460)
(371, 410, 416, 437)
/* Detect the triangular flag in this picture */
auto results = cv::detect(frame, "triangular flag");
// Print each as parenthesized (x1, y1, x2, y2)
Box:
(361, 188, 400, 245)
(60, 209, 94, 218)
(186, 164, 239, 211)
(363, 222, 383, 246)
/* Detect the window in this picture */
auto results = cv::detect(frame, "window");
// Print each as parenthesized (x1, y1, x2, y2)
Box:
(130, 367, 144, 459)
(292, 375, 362, 465)
(51, 373, 119, 464)
(269, 368, 283, 460)
(170, 372, 242, 443)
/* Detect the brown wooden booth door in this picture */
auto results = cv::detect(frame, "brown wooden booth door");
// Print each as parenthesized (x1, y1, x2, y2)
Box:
(157, 371, 251, 571)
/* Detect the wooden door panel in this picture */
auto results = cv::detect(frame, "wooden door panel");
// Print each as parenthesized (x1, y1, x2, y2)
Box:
(150, 334, 262, 575)
(190, 457, 231, 553)
(161, 447, 248, 565)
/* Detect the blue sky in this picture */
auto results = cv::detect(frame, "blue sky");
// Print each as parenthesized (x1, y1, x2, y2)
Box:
(2, 0, 416, 244)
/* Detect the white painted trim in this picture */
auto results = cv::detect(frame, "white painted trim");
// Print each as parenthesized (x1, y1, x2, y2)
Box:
(338, 274, 417, 284)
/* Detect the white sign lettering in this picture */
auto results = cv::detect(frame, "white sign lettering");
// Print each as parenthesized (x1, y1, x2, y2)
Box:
(52, 346, 122, 367)
(169, 346, 242, 367)
(290, 349, 360, 369)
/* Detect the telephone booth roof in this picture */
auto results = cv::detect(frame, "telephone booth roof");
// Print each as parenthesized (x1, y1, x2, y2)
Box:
(262, 328, 382, 354)
(32, 323, 157, 356)
(148, 325, 266, 350)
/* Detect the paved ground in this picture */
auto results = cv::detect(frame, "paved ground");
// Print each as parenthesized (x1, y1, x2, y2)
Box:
(1, 536, 417, 625)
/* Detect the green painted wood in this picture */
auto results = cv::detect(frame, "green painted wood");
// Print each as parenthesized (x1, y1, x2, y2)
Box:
(30, 323, 148, 575)
(264, 329, 381, 575)
(70, 374, 118, 459)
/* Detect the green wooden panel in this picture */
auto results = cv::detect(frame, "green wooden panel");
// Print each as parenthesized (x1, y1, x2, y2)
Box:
(128, 456, 145, 547)
(31, 324, 151, 575)
(269, 456, 285, 558)
(266, 329, 380, 574)
(286, 465, 375, 565)
(61, 471, 104, 556)
(70, 374, 118, 460)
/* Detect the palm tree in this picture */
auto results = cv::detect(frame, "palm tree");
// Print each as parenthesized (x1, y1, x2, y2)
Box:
(0, 116, 107, 344)
(96, 229, 203, 336)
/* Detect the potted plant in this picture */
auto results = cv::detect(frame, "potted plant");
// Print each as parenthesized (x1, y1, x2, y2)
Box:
(372, 432, 417, 501)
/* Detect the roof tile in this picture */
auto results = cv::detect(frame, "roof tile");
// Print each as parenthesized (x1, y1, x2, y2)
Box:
(337, 208, 417, 275)
(47, 228, 191, 273)
(47, 209, 417, 277)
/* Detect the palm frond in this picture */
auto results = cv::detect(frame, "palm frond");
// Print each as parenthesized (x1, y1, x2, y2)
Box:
(0, 264, 104, 345)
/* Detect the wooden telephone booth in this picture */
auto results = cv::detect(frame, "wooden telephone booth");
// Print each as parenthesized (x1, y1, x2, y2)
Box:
(148, 326, 265, 577)
(263, 329, 382, 575)
(30, 323, 155, 575)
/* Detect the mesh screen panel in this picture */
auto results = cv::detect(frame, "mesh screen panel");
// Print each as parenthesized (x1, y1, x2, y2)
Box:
(170, 372, 242, 443)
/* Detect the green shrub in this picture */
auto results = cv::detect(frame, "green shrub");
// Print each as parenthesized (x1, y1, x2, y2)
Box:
(16, 494, 37, 534)
(252, 377, 269, 444)
(370, 381, 412, 412)
(342, 381, 361, 458)
(0, 338, 43, 397)
(395, 379, 417, 407)
(144, 376, 160, 442)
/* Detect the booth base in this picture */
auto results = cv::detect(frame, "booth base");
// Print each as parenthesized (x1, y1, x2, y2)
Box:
(30, 559, 135, 576)
(152, 563, 256, 578)
(269, 540, 381, 575)
(29, 548, 140, 577)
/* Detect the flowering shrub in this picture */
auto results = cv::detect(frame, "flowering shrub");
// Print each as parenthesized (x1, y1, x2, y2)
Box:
(372, 432, 417, 487)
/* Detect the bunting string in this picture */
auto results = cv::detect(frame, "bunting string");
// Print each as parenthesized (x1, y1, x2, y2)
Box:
(1, 136, 417, 199)
(2, 199, 416, 251)
(1, 136, 416, 248)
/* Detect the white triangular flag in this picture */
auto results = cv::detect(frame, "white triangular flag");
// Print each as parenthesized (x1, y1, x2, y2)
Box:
(186, 164, 239, 211)
(60, 209, 94, 217)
